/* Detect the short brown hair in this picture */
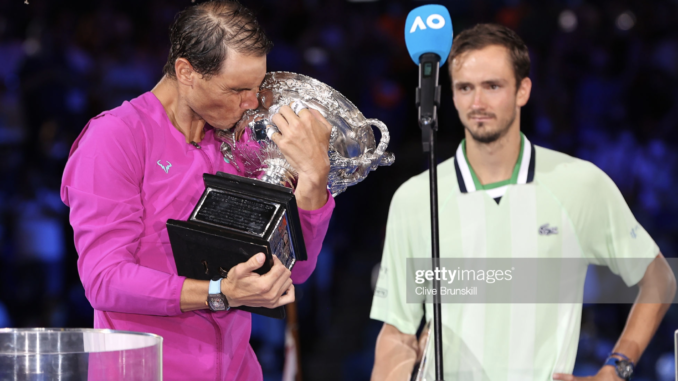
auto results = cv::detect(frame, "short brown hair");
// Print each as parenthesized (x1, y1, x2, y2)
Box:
(448, 23, 530, 88)
(162, 0, 273, 80)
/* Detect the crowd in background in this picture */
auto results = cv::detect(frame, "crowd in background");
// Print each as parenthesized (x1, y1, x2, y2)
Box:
(1, 0, 678, 380)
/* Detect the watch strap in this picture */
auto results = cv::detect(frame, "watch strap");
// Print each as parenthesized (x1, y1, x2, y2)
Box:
(611, 352, 633, 365)
(207, 278, 229, 312)
(209, 278, 222, 295)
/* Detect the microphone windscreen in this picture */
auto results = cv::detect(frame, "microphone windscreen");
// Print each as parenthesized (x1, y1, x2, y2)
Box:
(404, 5, 453, 67)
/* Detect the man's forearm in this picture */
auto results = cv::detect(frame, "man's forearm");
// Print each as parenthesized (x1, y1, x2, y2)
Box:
(295, 172, 329, 210)
(289, 190, 334, 284)
(611, 253, 676, 363)
(611, 302, 669, 363)
(180, 278, 210, 312)
(81, 257, 187, 316)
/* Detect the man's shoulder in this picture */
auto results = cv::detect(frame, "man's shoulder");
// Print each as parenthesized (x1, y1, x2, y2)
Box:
(534, 145, 615, 200)
(78, 93, 159, 147)
(70, 93, 159, 161)
(91, 92, 157, 133)
(391, 156, 458, 210)
(536, 145, 606, 180)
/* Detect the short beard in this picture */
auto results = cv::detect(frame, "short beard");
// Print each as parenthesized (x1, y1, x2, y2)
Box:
(465, 108, 516, 144)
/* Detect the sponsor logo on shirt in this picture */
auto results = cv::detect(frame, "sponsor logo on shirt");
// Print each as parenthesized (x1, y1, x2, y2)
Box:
(538, 223, 558, 236)
(157, 160, 172, 174)
(630, 224, 640, 239)
(375, 287, 388, 298)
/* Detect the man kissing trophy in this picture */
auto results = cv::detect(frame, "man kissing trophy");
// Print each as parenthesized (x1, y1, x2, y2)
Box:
(167, 71, 394, 318)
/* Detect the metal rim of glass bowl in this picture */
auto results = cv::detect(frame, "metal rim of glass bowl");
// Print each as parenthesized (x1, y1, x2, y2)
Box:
(0, 328, 163, 355)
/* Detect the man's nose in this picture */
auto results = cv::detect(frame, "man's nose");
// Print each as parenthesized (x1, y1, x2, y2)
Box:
(241, 90, 259, 110)
(471, 90, 486, 109)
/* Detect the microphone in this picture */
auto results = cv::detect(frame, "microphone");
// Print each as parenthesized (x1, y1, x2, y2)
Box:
(404, 5, 453, 151)
(404, 6, 453, 381)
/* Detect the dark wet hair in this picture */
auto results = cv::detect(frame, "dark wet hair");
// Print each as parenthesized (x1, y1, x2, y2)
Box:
(162, 0, 273, 79)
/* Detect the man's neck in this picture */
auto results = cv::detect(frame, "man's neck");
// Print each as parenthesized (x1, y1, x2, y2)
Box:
(464, 124, 521, 186)
(151, 76, 206, 144)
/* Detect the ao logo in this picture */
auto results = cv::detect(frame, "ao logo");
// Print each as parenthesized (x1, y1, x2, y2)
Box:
(409, 14, 446, 33)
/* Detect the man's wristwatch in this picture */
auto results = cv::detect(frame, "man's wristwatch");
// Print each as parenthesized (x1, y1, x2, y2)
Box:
(207, 277, 229, 312)
(603, 352, 634, 380)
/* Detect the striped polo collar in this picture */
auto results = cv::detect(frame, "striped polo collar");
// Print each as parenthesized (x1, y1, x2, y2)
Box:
(454, 133, 536, 200)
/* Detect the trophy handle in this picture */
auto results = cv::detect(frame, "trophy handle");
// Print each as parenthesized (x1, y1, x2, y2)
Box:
(360, 118, 395, 169)
(327, 118, 395, 197)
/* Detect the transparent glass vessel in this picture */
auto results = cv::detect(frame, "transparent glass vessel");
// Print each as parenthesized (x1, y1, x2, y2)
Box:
(0, 328, 162, 380)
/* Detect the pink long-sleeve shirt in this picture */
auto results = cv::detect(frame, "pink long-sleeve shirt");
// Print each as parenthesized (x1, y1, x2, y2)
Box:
(60, 92, 334, 380)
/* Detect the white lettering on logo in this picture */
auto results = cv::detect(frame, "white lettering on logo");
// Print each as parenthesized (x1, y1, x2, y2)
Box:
(410, 14, 446, 33)
(426, 14, 445, 29)
(410, 16, 427, 33)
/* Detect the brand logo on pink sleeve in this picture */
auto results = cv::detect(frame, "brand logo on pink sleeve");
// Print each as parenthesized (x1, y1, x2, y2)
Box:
(157, 160, 172, 174)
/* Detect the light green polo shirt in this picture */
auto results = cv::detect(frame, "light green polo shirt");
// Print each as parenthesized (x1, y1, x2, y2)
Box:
(370, 135, 658, 380)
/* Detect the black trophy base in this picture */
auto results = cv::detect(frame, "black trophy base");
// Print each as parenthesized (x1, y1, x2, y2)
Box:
(167, 172, 307, 320)
(167, 219, 285, 319)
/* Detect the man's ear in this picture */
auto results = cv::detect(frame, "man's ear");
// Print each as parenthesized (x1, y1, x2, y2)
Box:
(175, 58, 195, 87)
(516, 77, 532, 107)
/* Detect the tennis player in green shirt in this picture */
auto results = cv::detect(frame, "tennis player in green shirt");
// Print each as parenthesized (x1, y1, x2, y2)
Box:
(370, 24, 676, 381)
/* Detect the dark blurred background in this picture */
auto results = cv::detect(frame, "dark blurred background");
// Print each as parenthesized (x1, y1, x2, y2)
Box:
(0, 0, 677, 380)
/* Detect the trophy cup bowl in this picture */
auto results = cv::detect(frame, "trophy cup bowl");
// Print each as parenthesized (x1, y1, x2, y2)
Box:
(216, 71, 395, 197)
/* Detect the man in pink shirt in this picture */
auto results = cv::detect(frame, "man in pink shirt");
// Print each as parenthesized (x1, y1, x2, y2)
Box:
(60, 1, 335, 379)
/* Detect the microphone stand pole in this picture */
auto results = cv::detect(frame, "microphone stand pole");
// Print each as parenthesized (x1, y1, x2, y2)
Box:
(416, 52, 444, 381)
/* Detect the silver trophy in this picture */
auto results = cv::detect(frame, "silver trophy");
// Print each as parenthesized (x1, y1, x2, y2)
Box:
(216, 71, 395, 196)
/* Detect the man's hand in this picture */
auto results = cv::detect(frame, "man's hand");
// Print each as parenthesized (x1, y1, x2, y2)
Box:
(553, 365, 621, 380)
(372, 323, 419, 381)
(271, 104, 332, 210)
(221, 253, 294, 308)
(270, 104, 332, 180)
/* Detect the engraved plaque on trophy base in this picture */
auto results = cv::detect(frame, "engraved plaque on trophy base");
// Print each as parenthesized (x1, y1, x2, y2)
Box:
(167, 172, 307, 319)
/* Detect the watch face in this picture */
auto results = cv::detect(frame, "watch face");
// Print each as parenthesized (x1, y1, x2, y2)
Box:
(208, 295, 226, 311)
(615, 360, 633, 379)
